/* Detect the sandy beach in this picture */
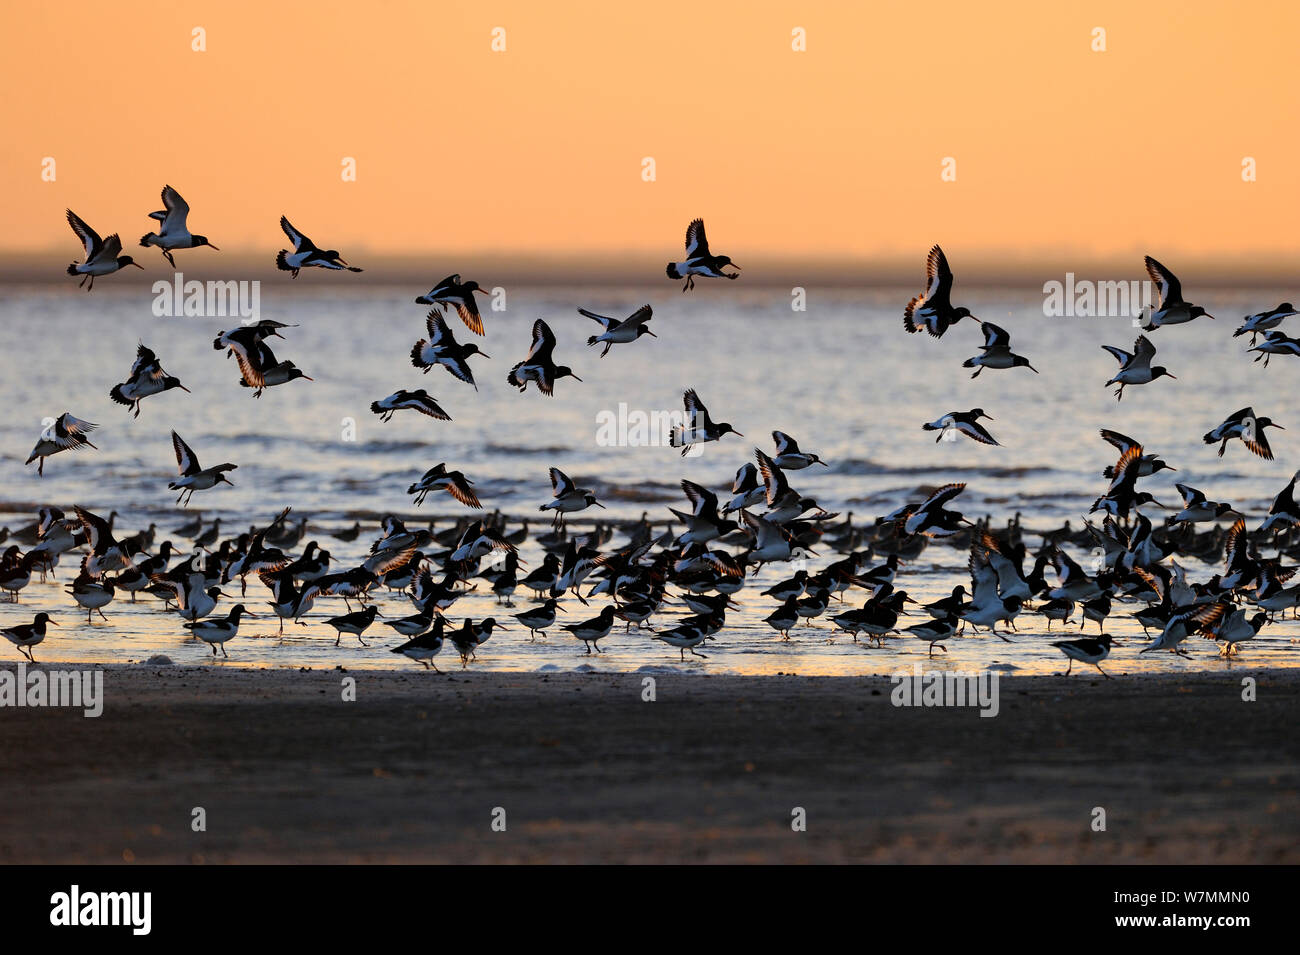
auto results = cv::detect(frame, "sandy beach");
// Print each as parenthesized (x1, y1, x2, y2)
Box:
(0, 665, 1295, 864)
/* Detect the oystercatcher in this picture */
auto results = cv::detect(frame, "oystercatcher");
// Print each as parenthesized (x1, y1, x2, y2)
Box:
(903, 245, 981, 337)
(561, 604, 616, 654)
(408, 463, 481, 508)
(668, 389, 742, 456)
(139, 185, 219, 267)
(1259, 470, 1300, 532)
(1101, 334, 1175, 401)
(666, 219, 740, 291)
(962, 322, 1037, 377)
(1, 613, 55, 661)
(1051, 633, 1117, 678)
(185, 604, 255, 657)
(581, 304, 655, 356)
(168, 431, 237, 506)
(25, 413, 98, 476)
(1203, 407, 1283, 460)
(922, 409, 998, 445)
(771, 430, 828, 469)
(1234, 302, 1297, 344)
(390, 616, 446, 670)
(410, 312, 488, 388)
(1140, 256, 1214, 329)
(538, 468, 603, 528)
(275, 215, 363, 277)
(370, 390, 451, 422)
(416, 274, 489, 336)
(1248, 331, 1300, 367)
(506, 319, 581, 395)
(110, 342, 190, 417)
(326, 604, 381, 647)
(65, 209, 143, 290)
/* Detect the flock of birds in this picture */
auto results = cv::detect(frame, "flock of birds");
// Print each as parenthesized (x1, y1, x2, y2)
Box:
(5, 188, 1300, 678)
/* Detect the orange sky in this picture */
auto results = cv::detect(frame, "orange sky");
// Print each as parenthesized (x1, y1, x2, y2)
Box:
(4, 1, 1299, 274)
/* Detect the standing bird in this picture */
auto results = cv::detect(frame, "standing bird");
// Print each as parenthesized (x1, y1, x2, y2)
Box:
(407, 463, 482, 508)
(1140, 256, 1214, 329)
(1101, 334, 1175, 401)
(903, 245, 981, 337)
(185, 604, 255, 657)
(668, 388, 742, 456)
(506, 319, 582, 395)
(325, 604, 382, 647)
(416, 274, 489, 336)
(1051, 633, 1118, 679)
(109, 342, 190, 417)
(139, 185, 219, 267)
(370, 390, 451, 422)
(562, 604, 617, 654)
(539, 467, 604, 528)
(65, 209, 143, 290)
(962, 322, 1038, 377)
(275, 215, 362, 277)
(168, 431, 237, 506)
(410, 312, 488, 388)
(390, 617, 446, 671)
(922, 409, 999, 446)
(1203, 407, 1283, 460)
(581, 305, 656, 356)
(25, 413, 98, 476)
(1, 613, 56, 662)
(666, 219, 740, 291)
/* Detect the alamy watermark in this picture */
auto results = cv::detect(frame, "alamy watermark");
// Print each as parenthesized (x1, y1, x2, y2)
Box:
(0, 663, 102, 717)
(596, 402, 701, 457)
(152, 273, 260, 323)
(1043, 273, 1155, 320)
(890, 663, 999, 717)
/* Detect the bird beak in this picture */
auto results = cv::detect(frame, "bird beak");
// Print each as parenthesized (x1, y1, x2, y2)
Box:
(208, 243, 221, 251)
(302, 375, 315, 381)
(1027, 363, 1040, 374)
(594, 501, 607, 509)
(571, 374, 584, 382)
(178, 384, 192, 393)
(473, 286, 489, 295)
(1276, 424, 1288, 430)
(244, 611, 258, 618)
(47, 620, 59, 626)
(478, 352, 491, 359)
(337, 258, 349, 266)
(1166, 374, 1177, 379)
(131, 261, 145, 269)
(646, 330, 658, 337)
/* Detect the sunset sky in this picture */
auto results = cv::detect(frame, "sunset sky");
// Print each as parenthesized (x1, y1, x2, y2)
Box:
(4, 1, 1298, 279)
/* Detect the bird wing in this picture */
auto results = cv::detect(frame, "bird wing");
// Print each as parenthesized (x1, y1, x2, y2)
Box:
(578, 307, 617, 330)
(527, 319, 557, 363)
(980, 322, 1011, 350)
(772, 430, 799, 456)
(160, 185, 190, 233)
(684, 218, 710, 257)
(171, 431, 201, 475)
(279, 215, 314, 251)
(923, 244, 953, 308)
(66, 209, 101, 258)
(549, 467, 576, 497)
(1144, 255, 1183, 306)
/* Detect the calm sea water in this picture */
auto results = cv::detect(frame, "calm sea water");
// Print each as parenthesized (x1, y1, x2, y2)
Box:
(2, 283, 1297, 675)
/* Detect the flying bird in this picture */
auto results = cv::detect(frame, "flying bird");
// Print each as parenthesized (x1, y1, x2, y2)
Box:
(1203, 408, 1283, 460)
(109, 342, 190, 417)
(275, 215, 362, 277)
(666, 219, 740, 292)
(168, 431, 237, 507)
(25, 413, 98, 476)
(410, 312, 488, 388)
(961, 322, 1037, 377)
(139, 185, 219, 267)
(922, 409, 999, 446)
(581, 305, 655, 356)
(903, 245, 981, 337)
(506, 319, 581, 395)
(65, 209, 143, 290)
(1101, 334, 1175, 401)
(415, 274, 489, 336)
(668, 389, 742, 456)
(1140, 256, 1214, 329)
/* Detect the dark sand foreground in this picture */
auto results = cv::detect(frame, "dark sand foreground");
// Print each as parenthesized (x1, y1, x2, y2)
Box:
(1, 665, 1296, 863)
